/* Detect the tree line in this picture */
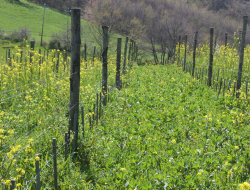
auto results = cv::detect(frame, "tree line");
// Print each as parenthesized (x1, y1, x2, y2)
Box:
(92, 0, 249, 63)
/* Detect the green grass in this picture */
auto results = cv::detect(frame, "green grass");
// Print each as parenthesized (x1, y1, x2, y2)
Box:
(1, 44, 250, 188)
(0, 0, 71, 42)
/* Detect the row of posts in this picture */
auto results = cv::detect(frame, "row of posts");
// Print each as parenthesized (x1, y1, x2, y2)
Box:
(8, 8, 138, 189)
(180, 16, 248, 98)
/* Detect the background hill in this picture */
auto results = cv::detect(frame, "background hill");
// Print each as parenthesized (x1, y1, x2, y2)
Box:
(1, 0, 250, 62)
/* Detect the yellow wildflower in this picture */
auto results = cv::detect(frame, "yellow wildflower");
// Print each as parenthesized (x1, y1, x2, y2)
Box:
(171, 139, 176, 144)
(120, 168, 126, 172)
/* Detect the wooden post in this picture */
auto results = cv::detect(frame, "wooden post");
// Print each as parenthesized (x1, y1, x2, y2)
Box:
(234, 82, 236, 96)
(192, 31, 198, 76)
(102, 26, 109, 106)
(116, 37, 122, 90)
(35, 154, 41, 190)
(69, 8, 81, 136)
(228, 80, 231, 91)
(123, 37, 129, 75)
(99, 92, 102, 119)
(246, 80, 248, 98)
(65, 132, 68, 161)
(128, 39, 132, 63)
(133, 40, 136, 62)
(135, 46, 138, 64)
(38, 49, 41, 78)
(84, 43, 87, 61)
(30, 41, 35, 64)
(173, 36, 176, 63)
(56, 42, 60, 74)
(183, 35, 187, 71)
(92, 46, 96, 63)
(218, 78, 223, 96)
(31, 41, 35, 50)
(53, 138, 58, 190)
(72, 113, 78, 154)
(225, 33, 228, 47)
(96, 94, 98, 125)
(208, 28, 214, 86)
(236, 16, 248, 98)
(89, 109, 92, 127)
(81, 106, 84, 138)
(10, 179, 15, 190)
(131, 40, 134, 62)
(178, 36, 181, 66)
(223, 79, 226, 96)
(92, 104, 95, 121)
(39, 49, 41, 65)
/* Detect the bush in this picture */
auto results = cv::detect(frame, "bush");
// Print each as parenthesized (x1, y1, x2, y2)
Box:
(0, 28, 4, 40)
(4, 27, 31, 43)
(49, 33, 70, 51)
(48, 38, 60, 50)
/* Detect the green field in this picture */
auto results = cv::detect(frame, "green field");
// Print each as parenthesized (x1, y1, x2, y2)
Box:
(0, 0, 124, 60)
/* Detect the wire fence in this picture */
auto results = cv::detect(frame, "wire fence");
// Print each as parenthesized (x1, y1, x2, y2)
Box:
(0, 36, 132, 188)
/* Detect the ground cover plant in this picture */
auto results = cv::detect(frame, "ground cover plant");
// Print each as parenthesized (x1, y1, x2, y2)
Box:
(74, 64, 250, 189)
(0, 45, 118, 189)
(178, 38, 250, 86)
(1, 39, 250, 189)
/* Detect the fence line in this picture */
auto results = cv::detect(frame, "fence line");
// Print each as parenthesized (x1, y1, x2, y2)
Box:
(1, 101, 71, 153)
(0, 8, 137, 188)
(0, 70, 70, 95)
(0, 71, 78, 102)
(0, 103, 73, 169)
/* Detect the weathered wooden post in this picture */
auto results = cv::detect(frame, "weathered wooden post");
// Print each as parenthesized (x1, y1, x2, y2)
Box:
(128, 39, 132, 64)
(56, 42, 60, 74)
(192, 31, 198, 76)
(246, 80, 248, 98)
(35, 154, 41, 190)
(225, 33, 228, 47)
(102, 26, 109, 106)
(31, 41, 35, 50)
(65, 132, 68, 161)
(53, 138, 58, 190)
(81, 106, 84, 137)
(183, 35, 187, 71)
(93, 46, 96, 63)
(69, 8, 81, 147)
(208, 28, 214, 86)
(84, 43, 87, 61)
(72, 113, 78, 154)
(38, 49, 41, 78)
(116, 37, 122, 90)
(123, 37, 129, 75)
(134, 41, 136, 62)
(178, 36, 181, 66)
(10, 179, 15, 190)
(96, 94, 98, 125)
(30, 41, 35, 64)
(131, 39, 134, 62)
(173, 36, 176, 63)
(236, 16, 248, 98)
(99, 92, 102, 119)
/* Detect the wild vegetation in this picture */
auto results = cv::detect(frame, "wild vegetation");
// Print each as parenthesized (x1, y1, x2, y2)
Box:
(1, 38, 250, 189)
(1, 0, 250, 189)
